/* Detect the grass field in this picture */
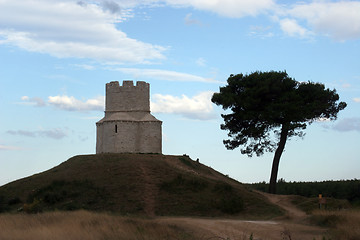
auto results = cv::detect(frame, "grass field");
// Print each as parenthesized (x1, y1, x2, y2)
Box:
(1, 209, 359, 240)
(0, 211, 198, 240)
(311, 209, 360, 240)
(1, 154, 359, 239)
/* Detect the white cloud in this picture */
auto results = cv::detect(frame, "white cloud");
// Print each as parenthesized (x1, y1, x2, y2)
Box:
(170, 0, 360, 40)
(72, 64, 96, 70)
(7, 128, 68, 139)
(20, 95, 104, 111)
(342, 83, 352, 89)
(48, 95, 105, 111)
(101, 0, 122, 14)
(21, 91, 216, 120)
(112, 67, 220, 83)
(7, 130, 36, 138)
(81, 0, 274, 18)
(184, 13, 202, 26)
(20, 96, 46, 107)
(249, 25, 274, 38)
(353, 98, 360, 103)
(0, 145, 22, 151)
(151, 91, 216, 120)
(333, 117, 360, 132)
(196, 57, 206, 67)
(0, 0, 166, 64)
(279, 18, 312, 38)
(166, 0, 275, 18)
(286, 1, 360, 41)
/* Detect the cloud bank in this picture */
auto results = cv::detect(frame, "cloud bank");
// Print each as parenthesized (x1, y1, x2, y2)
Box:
(165, 0, 275, 18)
(151, 91, 216, 120)
(21, 95, 105, 112)
(280, 1, 360, 41)
(21, 91, 216, 120)
(0, 0, 166, 64)
(48, 95, 105, 111)
(112, 68, 219, 83)
(332, 117, 360, 132)
(1, 0, 359, 67)
(0, 145, 22, 151)
(279, 18, 312, 39)
(7, 128, 68, 139)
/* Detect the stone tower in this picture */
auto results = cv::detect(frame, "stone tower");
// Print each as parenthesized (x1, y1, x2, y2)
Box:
(96, 81, 162, 154)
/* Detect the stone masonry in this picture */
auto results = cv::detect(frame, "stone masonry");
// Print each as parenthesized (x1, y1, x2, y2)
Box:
(96, 81, 162, 154)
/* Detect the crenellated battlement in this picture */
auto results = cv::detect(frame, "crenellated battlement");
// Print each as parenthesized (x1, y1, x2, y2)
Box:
(105, 80, 150, 113)
(106, 81, 149, 92)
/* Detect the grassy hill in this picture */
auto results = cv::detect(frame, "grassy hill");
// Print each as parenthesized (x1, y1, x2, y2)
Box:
(0, 154, 283, 218)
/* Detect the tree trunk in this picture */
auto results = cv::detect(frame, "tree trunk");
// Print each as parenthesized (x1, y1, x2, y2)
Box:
(269, 123, 289, 194)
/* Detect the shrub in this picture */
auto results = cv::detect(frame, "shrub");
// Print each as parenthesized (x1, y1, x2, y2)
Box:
(25, 180, 107, 212)
(8, 197, 22, 205)
(0, 195, 7, 213)
(213, 182, 233, 193)
(23, 198, 42, 214)
(215, 195, 244, 214)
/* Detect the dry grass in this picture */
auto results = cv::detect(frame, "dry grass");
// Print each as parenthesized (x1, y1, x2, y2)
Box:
(311, 209, 360, 240)
(0, 210, 329, 240)
(0, 210, 196, 240)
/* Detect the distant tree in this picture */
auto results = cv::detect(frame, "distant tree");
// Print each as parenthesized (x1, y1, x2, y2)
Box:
(211, 71, 347, 194)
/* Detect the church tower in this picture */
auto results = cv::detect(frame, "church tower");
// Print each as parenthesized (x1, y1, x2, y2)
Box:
(96, 81, 162, 154)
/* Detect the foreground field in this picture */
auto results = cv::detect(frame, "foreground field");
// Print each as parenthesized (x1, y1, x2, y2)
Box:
(1, 196, 359, 240)
(310, 210, 360, 240)
(1, 154, 359, 239)
(0, 210, 328, 240)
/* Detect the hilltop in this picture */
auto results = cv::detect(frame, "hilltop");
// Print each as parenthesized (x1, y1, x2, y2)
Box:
(0, 154, 282, 218)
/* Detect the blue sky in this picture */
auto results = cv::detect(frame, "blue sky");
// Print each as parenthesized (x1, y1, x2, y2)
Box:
(1, 0, 360, 186)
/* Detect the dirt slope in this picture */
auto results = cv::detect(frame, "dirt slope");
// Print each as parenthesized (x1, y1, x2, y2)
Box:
(158, 217, 327, 240)
(258, 191, 307, 221)
(158, 193, 327, 240)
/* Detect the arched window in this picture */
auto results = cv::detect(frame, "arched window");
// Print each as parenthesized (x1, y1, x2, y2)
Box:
(115, 124, 118, 133)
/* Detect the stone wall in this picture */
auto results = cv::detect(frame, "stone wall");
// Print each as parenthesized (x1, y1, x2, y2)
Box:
(96, 80, 162, 154)
(96, 120, 162, 154)
(105, 81, 150, 112)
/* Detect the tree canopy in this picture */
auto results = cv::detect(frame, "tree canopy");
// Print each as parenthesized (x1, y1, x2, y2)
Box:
(212, 71, 347, 193)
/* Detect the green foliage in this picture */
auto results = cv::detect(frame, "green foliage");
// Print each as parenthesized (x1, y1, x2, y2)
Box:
(212, 71, 346, 194)
(211, 71, 346, 157)
(25, 180, 107, 212)
(249, 179, 360, 206)
(212, 182, 244, 214)
(249, 233, 253, 240)
(23, 198, 42, 213)
(213, 182, 233, 193)
(0, 195, 7, 213)
(8, 197, 21, 205)
(0, 196, 21, 213)
(160, 174, 208, 193)
(215, 195, 244, 214)
(160, 176, 244, 215)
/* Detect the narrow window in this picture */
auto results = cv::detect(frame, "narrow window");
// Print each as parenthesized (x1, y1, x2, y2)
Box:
(115, 124, 118, 133)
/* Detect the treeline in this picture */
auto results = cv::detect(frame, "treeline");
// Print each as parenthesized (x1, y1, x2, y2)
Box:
(249, 179, 360, 205)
